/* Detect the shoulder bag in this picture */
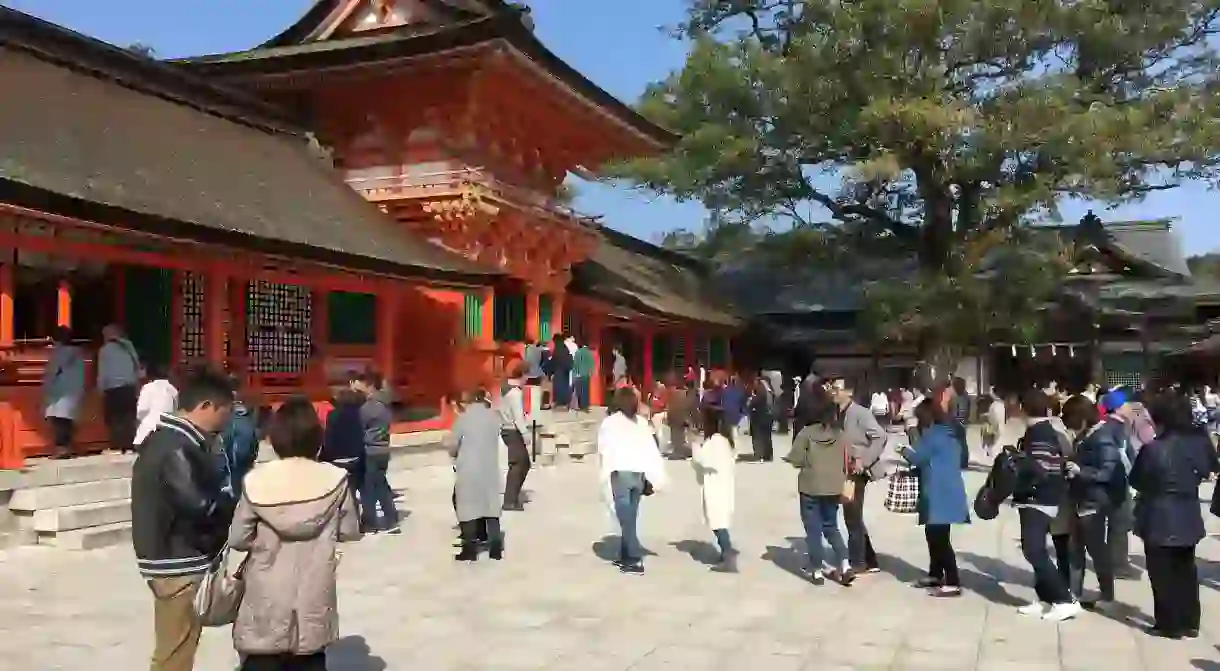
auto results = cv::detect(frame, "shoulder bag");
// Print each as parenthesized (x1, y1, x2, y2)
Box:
(194, 545, 249, 627)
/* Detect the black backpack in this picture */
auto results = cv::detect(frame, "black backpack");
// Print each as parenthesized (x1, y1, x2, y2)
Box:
(974, 448, 1018, 520)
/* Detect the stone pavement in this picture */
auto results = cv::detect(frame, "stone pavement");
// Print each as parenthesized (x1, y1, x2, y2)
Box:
(4, 434, 1220, 670)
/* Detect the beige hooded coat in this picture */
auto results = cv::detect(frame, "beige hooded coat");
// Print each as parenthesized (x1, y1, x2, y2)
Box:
(228, 458, 360, 656)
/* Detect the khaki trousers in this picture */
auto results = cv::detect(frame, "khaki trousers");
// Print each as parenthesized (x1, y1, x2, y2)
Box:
(148, 576, 202, 671)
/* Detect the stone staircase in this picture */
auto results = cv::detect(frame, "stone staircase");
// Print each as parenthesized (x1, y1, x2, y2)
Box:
(0, 412, 607, 552)
(531, 408, 605, 466)
(3, 455, 136, 550)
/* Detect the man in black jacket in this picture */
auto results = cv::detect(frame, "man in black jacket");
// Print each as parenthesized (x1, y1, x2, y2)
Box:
(131, 366, 235, 671)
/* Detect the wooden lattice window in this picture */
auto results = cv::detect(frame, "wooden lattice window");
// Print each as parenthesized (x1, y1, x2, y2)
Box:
(695, 336, 711, 368)
(327, 291, 376, 345)
(462, 292, 483, 340)
(673, 334, 687, 371)
(179, 272, 206, 364)
(247, 281, 312, 374)
(493, 293, 526, 343)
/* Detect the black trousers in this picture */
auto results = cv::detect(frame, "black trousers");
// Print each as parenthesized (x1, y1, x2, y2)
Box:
(843, 476, 878, 569)
(925, 524, 960, 587)
(1146, 544, 1200, 633)
(48, 417, 74, 455)
(102, 384, 138, 453)
(1052, 533, 1072, 591)
(502, 429, 530, 507)
(459, 517, 502, 545)
(1018, 507, 1073, 605)
(1070, 511, 1115, 600)
(241, 651, 326, 671)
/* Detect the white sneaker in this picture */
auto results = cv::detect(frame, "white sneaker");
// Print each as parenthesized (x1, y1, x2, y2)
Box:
(1042, 601, 1083, 622)
(1018, 602, 1048, 616)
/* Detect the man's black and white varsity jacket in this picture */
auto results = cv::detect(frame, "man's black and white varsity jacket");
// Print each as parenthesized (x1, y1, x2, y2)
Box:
(131, 413, 232, 579)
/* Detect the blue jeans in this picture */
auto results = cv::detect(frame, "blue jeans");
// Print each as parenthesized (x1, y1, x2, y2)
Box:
(611, 471, 646, 564)
(799, 494, 848, 570)
(361, 453, 398, 530)
(573, 376, 591, 410)
(1018, 507, 1073, 604)
(553, 370, 572, 407)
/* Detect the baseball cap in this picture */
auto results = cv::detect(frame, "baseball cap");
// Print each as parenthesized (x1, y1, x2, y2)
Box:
(1101, 389, 1128, 413)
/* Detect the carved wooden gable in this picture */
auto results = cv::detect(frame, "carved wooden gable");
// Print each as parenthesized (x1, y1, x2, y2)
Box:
(310, 0, 440, 40)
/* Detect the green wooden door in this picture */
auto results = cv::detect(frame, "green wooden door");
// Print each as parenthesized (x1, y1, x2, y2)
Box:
(123, 266, 173, 370)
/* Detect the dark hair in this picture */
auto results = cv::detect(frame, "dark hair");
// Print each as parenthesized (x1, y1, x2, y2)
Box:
(610, 387, 638, 418)
(348, 369, 381, 388)
(796, 387, 837, 428)
(1060, 395, 1096, 432)
(1148, 393, 1193, 435)
(952, 377, 967, 395)
(177, 365, 236, 413)
(465, 387, 492, 407)
(700, 404, 728, 439)
(51, 326, 72, 345)
(914, 398, 938, 429)
(269, 395, 324, 459)
(145, 362, 169, 381)
(1020, 389, 1050, 418)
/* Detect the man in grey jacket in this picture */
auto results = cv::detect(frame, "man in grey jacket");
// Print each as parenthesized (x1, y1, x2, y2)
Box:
(831, 377, 888, 573)
(351, 371, 397, 534)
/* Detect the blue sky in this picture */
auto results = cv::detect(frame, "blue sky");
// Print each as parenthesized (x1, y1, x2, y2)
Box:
(5, 0, 1219, 254)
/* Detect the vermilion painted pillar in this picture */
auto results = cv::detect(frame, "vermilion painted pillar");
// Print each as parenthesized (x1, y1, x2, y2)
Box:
(228, 277, 248, 381)
(376, 288, 400, 385)
(0, 262, 18, 468)
(524, 291, 540, 344)
(205, 268, 227, 366)
(480, 286, 494, 346)
(55, 279, 71, 328)
(0, 263, 13, 347)
(588, 313, 605, 407)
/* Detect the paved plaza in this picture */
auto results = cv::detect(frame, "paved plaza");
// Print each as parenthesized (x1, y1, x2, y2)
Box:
(4, 436, 1220, 670)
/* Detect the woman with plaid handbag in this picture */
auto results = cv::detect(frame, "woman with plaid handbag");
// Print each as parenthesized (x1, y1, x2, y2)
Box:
(898, 391, 970, 598)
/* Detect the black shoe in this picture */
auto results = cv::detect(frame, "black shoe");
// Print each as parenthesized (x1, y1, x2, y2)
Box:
(837, 568, 857, 586)
(488, 541, 504, 561)
(1146, 626, 1182, 639)
(914, 576, 942, 588)
(619, 562, 644, 576)
(1080, 598, 1114, 612)
(1183, 629, 1200, 639)
(502, 502, 525, 512)
(455, 544, 479, 562)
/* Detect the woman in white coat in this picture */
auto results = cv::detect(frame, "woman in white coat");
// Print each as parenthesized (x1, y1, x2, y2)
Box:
(693, 404, 738, 572)
(598, 387, 667, 576)
(41, 326, 85, 459)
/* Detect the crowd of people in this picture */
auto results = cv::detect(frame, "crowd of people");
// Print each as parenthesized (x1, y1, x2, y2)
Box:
(107, 331, 1220, 670)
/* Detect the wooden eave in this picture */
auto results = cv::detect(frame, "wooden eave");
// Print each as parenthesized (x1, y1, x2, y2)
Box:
(180, 16, 678, 150)
(0, 178, 491, 288)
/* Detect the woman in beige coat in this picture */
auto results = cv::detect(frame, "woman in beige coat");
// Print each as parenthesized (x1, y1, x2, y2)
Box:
(229, 396, 360, 671)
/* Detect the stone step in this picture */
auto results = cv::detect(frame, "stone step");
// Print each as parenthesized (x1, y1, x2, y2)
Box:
(18, 455, 134, 488)
(0, 527, 35, 550)
(8, 478, 132, 513)
(38, 521, 132, 550)
(31, 499, 131, 533)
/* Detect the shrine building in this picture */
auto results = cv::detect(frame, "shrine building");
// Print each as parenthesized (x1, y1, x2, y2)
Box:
(0, 3, 737, 466)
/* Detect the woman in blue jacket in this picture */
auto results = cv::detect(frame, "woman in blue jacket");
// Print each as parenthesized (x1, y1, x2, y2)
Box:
(901, 390, 970, 598)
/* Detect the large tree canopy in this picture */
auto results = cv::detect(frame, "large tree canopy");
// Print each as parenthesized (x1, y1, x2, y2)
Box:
(618, 0, 1220, 354)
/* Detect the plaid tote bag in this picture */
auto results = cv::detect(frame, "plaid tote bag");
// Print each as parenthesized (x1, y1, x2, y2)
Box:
(884, 467, 920, 514)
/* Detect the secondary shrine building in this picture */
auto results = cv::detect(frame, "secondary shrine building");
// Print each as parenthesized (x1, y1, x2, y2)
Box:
(0, 3, 736, 465)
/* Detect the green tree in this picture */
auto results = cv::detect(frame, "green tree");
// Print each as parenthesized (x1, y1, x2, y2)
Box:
(616, 0, 1220, 367)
